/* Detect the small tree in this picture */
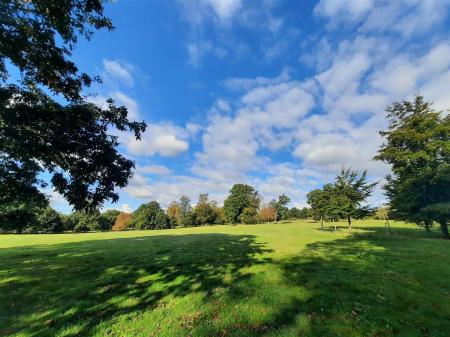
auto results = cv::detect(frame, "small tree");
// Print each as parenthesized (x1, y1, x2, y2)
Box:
(334, 168, 377, 230)
(375, 96, 450, 238)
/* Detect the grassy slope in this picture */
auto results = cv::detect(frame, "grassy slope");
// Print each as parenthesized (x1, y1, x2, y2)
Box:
(0, 220, 449, 337)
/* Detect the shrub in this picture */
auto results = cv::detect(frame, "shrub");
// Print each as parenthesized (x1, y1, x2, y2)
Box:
(112, 213, 132, 231)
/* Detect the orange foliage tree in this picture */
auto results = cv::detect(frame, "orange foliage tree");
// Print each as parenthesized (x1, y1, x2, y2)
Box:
(112, 212, 132, 231)
(258, 205, 276, 223)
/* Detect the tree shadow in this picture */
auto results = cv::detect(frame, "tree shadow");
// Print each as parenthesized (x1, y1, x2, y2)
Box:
(265, 226, 450, 336)
(0, 233, 272, 336)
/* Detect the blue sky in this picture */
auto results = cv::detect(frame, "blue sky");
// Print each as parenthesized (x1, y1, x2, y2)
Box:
(48, 0, 450, 213)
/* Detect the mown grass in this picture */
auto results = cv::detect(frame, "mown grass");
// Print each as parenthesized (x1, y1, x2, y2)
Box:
(1, 220, 449, 337)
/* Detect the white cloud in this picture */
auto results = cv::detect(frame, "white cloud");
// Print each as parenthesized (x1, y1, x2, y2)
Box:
(135, 164, 172, 175)
(102, 59, 134, 86)
(120, 122, 189, 157)
(315, 0, 450, 37)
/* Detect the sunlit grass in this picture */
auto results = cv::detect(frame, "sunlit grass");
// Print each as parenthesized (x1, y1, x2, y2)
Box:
(1, 220, 449, 336)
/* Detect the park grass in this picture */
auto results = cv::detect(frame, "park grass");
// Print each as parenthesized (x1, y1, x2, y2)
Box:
(0, 220, 449, 337)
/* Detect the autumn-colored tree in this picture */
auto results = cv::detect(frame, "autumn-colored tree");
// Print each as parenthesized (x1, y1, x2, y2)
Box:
(259, 205, 276, 223)
(167, 202, 182, 227)
(112, 213, 132, 231)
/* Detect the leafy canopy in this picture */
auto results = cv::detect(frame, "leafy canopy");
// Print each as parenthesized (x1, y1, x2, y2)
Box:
(223, 184, 260, 224)
(375, 95, 450, 238)
(0, 0, 147, 230)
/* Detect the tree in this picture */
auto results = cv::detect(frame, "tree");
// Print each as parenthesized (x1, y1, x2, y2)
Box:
(334, 168, 377, 230)
(307, 188, 329, 230)
(194, 194, 218, 226)
(97, 210, 121, 231)
(0, 0, 114, 101)
(322, 186, 347, 232)
(130, 201, 170, 230)
(0, 0, 147, 230)
(167, 202, 182, 227)
(270, 194, 291, 221)
(259, 204, 277, 223)
(0, 157, 47, 233)
(112, 213, 132, 231)
(223, 184, 260, 223)
(285, 207, 310, 220)
(29, 207, 64, 233)
(178, 196, 193, 227)
(375, 96, 450, 239)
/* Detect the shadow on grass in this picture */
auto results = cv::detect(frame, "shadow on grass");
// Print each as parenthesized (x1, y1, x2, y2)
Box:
(1, 226, 449, 337)
(0, 233, 272, 337)
(263, 226, 450, 337)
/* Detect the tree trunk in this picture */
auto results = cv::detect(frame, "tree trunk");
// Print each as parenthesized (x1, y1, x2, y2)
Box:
(424, 220, 432, 232)
(320, 215, 323, 231)
(333, 219, 337, 232)
(439, 222, 450, 240)
(347, 216, 352, 230)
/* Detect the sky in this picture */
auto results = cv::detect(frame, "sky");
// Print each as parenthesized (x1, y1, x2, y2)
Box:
(48, 0, 450, 213)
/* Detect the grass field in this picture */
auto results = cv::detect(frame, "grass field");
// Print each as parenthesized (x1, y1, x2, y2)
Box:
(1, 220, 449, 337)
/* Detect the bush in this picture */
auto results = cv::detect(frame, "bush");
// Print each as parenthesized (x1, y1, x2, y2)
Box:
(112, 212, 132, 231)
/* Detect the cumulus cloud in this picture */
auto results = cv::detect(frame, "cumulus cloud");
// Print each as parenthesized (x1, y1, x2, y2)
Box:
(115, 1, 450, 209)
(120, 122, 190, 157)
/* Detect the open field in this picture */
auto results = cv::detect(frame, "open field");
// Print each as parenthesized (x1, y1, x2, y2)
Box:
(1, 220, 449, 337)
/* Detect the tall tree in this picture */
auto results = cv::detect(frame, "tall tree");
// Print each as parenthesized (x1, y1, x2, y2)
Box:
(334, 168, 377, 230)
(375, 96, 450, 239)
(178, 196, 193, 227)
(223, 184, 260, 224)
(0, 0, 146, 231)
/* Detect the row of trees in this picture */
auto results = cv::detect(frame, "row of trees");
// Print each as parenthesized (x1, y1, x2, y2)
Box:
(0, 189, 314, 233)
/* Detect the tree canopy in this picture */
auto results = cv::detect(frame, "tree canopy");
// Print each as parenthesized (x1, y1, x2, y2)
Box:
(0, 0, 147, 231)
(375, 95, 450, 238)
(334, 168, 377, 229)
(223, 184, 260, 224)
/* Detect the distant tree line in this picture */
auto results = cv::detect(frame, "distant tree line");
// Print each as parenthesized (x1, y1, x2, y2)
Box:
(0, 187, 313, 233)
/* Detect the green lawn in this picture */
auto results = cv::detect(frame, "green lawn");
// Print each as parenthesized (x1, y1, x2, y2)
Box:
(1, 220, 449, 337)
